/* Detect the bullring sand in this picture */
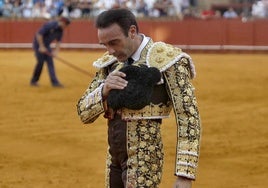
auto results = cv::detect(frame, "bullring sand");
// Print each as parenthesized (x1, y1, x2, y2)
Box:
(0, 50, 267, 188)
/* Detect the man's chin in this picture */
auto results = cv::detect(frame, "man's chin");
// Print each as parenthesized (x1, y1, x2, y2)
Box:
(114, 55, 127, 62)
(116, 57, 126, 62)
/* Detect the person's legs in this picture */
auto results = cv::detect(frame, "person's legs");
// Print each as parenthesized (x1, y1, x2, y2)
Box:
(107, 115, 127, 188)
(106, 117, 163, 188)
(45, 55, 62, 86)
(30, 51, 45, 85)
(109, 164, 125, 188)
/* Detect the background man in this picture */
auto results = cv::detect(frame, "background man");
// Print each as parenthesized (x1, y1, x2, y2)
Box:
(30, 16, 70, 87)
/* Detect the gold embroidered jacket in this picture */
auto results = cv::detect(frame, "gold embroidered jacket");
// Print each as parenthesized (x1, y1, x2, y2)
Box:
(77, 39, 201, 180)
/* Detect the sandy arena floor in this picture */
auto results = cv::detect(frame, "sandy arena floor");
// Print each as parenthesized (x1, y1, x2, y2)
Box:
(0, 50, 267, 188)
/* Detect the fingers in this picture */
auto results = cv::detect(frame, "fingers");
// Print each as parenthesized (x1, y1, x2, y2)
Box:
(173, 177, 192, 188)
(52, 51, 58, 57)
(102, 71, 128, 98)
(106, 71, 128, 89)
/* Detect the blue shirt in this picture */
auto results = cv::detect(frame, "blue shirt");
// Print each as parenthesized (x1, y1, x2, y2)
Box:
(33, 21, 63, 52)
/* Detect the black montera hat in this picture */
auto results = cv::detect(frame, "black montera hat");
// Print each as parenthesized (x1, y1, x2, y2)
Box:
(107, 65, 161, 110)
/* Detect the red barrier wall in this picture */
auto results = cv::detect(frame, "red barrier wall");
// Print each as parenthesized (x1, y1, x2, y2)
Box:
(1, 18, 268, 46)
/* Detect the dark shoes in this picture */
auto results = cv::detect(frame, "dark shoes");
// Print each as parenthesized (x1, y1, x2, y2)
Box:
(30, 82, 39, 87)
(30, 82, 64, 88)
(52, 83, 64, 88)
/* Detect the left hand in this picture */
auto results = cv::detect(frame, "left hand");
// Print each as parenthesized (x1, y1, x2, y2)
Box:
(52, 50, 59, 57)
(173, 176, 192, 188)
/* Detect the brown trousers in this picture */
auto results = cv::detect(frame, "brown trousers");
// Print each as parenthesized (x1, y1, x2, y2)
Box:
(108, 114, 128, 188)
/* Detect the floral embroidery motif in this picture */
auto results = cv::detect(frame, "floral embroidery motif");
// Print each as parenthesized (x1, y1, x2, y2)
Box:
(126, 120, 163, 187)
(163, 59, 201, 179)
(76, 70, 108, 124)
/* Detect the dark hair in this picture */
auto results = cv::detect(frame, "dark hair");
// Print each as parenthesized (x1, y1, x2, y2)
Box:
(60, 17, 71, 25)
(95, 8, 139, 37)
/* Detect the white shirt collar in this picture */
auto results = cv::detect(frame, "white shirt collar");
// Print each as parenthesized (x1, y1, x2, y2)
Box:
(131, 34, 150, 61)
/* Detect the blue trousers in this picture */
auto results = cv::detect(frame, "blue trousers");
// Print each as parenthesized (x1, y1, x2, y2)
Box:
(30, 51, 60, 85)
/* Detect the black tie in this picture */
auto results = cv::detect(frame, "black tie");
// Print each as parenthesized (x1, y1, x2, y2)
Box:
(126, 57, 134, 65)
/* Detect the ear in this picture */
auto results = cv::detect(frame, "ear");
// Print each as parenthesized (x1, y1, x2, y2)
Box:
(128, 25, 137, 38)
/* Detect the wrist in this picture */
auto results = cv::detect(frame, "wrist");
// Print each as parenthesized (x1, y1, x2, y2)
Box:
(101, 85, 108, 100)
(176, 176, 193, 182)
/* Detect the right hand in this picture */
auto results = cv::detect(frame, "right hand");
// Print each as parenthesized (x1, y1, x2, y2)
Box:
(39, 46, 47, 53)
(173, 176, 192, 188)
(102, 71, 128, 99)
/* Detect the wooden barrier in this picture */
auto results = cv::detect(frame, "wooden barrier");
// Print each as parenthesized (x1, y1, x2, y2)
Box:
(0, 18, 268, 49)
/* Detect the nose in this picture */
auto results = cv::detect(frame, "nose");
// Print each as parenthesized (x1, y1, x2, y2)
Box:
(106, 46, 115, 55)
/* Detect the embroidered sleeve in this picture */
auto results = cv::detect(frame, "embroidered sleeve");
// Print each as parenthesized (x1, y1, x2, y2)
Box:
(163, 57, 201, 179)
(76, 70, 107, 124)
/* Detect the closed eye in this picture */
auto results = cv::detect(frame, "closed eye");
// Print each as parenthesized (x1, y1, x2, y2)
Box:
(100, 39, 120, 47)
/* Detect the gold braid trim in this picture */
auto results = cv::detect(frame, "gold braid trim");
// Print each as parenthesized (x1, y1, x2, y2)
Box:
(146, 42, 196, 79)
(77, 69, 108, 124)
(163, 62, 201, 179)
(93, 51, 117, 68)
(120, 102, 172, 120)
(105, 147, 111, 188)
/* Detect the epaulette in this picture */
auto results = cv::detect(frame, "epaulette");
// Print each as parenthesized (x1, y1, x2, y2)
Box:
(93, 52, 117, 68)
(146, 42, 196, 78)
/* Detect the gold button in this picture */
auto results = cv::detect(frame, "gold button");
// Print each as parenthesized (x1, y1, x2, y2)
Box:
(156, 56, 164, 63)
(167, 51, 174, 57)
(156, 47, 164, 53)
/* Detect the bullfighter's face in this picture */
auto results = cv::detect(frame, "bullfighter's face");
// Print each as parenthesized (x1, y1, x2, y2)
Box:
(98, 23, 137, 62)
